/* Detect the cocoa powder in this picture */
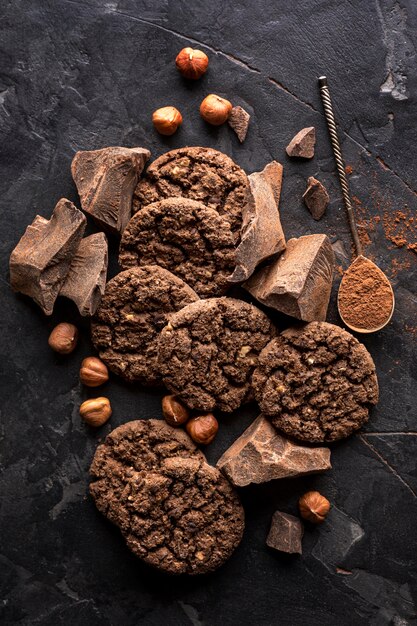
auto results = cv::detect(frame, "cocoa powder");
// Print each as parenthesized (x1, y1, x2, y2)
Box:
(338, 256, 393, 330)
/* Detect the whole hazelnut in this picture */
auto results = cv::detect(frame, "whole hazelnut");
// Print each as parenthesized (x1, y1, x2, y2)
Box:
(176, 47, 209, 79)
(80, 357, 109, 387)
(186, 413, 218, 445)
(48, 323, 78, 354)
(299, 491, 331, 524)
(152, 106, 183, 136)
(200, 94, 232, 126)
(162, 395, 190, 427)
(79, 397, 112, 427)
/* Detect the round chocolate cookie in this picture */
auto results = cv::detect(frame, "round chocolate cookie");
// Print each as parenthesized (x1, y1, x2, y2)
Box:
(122, 456, 245, 575)
(133, 147, 254, 241)
(91, 266, 199, 386)
(252, 321, 379, 442)
(90, 419, 205, 530)
(119, 198, 236, 298)
(158, 297, 276, 413)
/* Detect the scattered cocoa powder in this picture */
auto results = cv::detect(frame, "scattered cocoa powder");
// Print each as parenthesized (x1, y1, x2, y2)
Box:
(382, 207, 417, 252)
(345, 165, 353, 175)
(338, 256, 394, 331)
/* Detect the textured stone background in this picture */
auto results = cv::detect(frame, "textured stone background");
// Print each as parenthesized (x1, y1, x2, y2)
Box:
(1, 1, 416, 624)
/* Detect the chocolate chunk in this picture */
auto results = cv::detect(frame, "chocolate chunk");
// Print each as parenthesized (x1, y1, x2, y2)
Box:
(303, 176, 329, 220)
(9, 198, 86, 315)
(286, 127, 316, 159)
(71, 146, 150, 235)
(228, 105, 250, 142)
(60, 233, 108, 316)
(231, 161, 286, 282)
(216, 415, 331, 487)
(244, 234, 335, 321)
(266, 511, 303, 554)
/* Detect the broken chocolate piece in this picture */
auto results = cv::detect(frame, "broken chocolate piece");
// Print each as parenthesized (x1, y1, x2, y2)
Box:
(60, 233, 108, 316)
(266, 511, 303, 555)
(71, 146, 150, 235)
(244, 234, 335, 321)
(216, 415, 331, 487)
(286, 127, 316, 159)
(9, 199, 86, 315)
(228, 105, 250, 142)
(303, 176, 329, 220)
(231, 161, 286, 282)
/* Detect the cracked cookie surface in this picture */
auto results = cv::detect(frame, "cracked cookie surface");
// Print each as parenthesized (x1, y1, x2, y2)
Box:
(133, 147, 253, 241)
(91, 266, 198, 385)
(122, 456, 245, 575)
(252, 321, 379, 442)
(158, 297, 276, 412)
(89, 419, 205, 531)
(119, 197, 236, 298)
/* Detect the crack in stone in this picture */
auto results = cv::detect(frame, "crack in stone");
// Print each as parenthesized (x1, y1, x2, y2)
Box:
(364, 432, 417, 436)
(359, 434, 417, 498)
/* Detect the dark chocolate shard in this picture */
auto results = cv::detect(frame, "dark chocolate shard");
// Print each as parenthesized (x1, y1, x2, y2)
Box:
(60, 233, 108, 316)
(286, 127, 316, 158)
(71, 146, 150, 235)
(266, 511, 303, 554)
(244, 234, 335, 321)
(303, 176, 329, 220)
(216, 415, 331, 487)
(228, 105, 250, 142)
(231, 161, 286, 282)
(9, 199, 86, 315)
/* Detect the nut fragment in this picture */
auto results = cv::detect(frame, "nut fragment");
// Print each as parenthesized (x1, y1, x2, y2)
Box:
(80, 357, 109, 387)
(162, 394, 190, 427)
(186, 413, 218, 445)
(200, 94, 232, 126)
(299, 491, 330, 523)
(48, 323, 78, 354)
(152, 106, 183, 136)
(80, 397, 112, 427)
(176, 47, 209, 79)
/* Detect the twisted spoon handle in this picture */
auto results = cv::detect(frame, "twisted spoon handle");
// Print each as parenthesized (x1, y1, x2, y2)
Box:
(318, 76, 363, 256)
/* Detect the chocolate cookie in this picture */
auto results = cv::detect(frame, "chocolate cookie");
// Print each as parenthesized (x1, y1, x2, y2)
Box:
(91, 266, 199, 386)
(123, 456, 245, 575)
(252, 322, 379, 442)
(89, 419, 205, 530)
(158, 297, 276, 412)
(119, 198, 236, 298)
(133, 147, 254, 241)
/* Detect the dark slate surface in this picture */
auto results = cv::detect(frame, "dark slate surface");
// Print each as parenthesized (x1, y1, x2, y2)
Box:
(1, 1, 416, 624)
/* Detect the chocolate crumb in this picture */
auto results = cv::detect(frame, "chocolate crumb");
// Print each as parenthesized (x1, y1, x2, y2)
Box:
(228, 106, 251, 142)
(303, 176, 329, 220)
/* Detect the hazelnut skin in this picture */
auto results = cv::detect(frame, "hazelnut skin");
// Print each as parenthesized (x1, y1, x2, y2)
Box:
(152, 106, 183, 136)
(79, 397, 112, 427)
(186, 413, 218, 445)
(176, 47, 209, 79)
(162, 395, 190, 427)
(48, 323, 78, 354)
(200, 94, 232, 126)
(80, 357, 109, 387)
(299, 491, 331, 524)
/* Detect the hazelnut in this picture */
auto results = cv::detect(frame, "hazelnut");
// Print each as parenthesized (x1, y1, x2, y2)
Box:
(162, 395, 190, 427)
(176, 47, 209, 79)
(200, 94, 232, 126)
(299, 491, 331, 524)
(186, 413, 218, 445)
(48, 323, 78, 354)
(79, 397, 112, 427)
(79, 357, 109, 387)
(152, 106, 183, 136)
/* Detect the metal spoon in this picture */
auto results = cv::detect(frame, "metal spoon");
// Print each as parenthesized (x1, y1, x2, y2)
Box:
(318, 76, 395, 333)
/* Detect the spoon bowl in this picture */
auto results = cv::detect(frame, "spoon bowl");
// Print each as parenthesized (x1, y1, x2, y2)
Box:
(337, 255, 395, 333)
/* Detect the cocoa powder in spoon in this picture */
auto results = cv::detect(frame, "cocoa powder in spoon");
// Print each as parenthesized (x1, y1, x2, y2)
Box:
(338, 256, 393, 330)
